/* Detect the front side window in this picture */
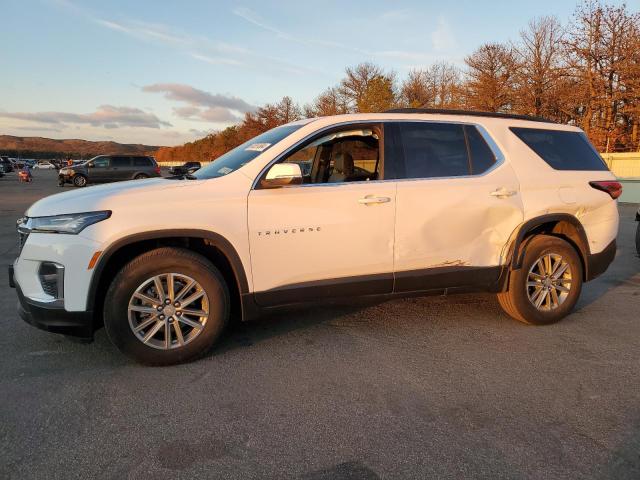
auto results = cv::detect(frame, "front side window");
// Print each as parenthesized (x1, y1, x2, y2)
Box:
(92, 157, 109, 168)
(397, 122, 470, 179)
(279, 127, 380, 184)
(194, 124, 305, 179)
(510, 127, 607, 171)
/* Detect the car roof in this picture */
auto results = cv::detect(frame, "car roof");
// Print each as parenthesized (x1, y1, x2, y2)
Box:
(301, 111, 581, 133)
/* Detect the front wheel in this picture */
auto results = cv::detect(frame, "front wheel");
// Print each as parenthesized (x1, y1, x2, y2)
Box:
(635, 222, 640, 256)
(104, 247, 230, 365)
(498, 235, 583, 325)
(73, 175, 87, 187)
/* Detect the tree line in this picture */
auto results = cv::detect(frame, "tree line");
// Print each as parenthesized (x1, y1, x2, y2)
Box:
(156, 1, 640, 163)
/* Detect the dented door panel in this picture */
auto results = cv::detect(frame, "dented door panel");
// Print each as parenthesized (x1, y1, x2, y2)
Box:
(394, 162, 524, 275)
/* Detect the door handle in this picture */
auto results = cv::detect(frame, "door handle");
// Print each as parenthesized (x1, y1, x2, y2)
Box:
(490, 188, 517, 198)
(358, 196, 391, 205)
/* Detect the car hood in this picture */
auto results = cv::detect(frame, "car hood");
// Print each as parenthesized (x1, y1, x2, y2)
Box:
(26, 178, 200, 217)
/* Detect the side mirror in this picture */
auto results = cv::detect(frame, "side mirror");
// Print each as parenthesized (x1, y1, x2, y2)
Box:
(260, 163, 303, 189)
(87, 163, 94, 168)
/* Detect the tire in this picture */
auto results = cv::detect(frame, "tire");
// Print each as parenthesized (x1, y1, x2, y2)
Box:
(104, 247, 229, 365)
(497, 235, 583, 325)
(134, 173, 149, 180)
(635, 222, 640, 256)
(73, 175, 87, 187)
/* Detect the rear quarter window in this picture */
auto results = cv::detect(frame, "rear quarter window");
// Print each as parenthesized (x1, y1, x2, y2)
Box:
(510, 127, 607, 171)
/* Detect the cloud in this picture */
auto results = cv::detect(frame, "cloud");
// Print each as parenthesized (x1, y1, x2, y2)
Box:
(232, 5, 440, 65)
(189, 52, 245, 67)
(143, 83, 254, 112)
(0, 105, 171, 129)
(431, 16, 456, 52)
(143, 83, 253, 123)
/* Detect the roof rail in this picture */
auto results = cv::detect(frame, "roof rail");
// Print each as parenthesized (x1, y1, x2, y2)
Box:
(383, 108, 553, 123)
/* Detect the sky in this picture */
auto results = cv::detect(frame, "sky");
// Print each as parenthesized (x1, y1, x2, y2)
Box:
(0, 0, 635, 146)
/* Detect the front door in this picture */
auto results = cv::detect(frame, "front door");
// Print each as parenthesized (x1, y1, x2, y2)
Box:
(247, 124, 397, 306)
(88, 156, 111, 182)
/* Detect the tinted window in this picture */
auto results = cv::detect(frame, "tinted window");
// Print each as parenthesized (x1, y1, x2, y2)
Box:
(398, 122, 470, 178)
(133, 157, 152, 166)
(510, 127, 607, 171)
(465, 126, 496, 174)
(93, 158, 109, 168)
(195, 124, 304, 179)
(111, 156, 131, 167)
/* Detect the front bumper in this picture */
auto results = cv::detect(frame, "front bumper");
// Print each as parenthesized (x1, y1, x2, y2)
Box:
(11, 268, 94, 338)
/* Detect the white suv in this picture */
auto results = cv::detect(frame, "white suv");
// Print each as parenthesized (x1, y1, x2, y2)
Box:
(10, 110, 621, 365)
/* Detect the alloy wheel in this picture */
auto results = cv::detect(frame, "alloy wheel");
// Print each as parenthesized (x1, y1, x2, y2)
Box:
(127, 273, 209, 350)
(526, 253, 572, 311)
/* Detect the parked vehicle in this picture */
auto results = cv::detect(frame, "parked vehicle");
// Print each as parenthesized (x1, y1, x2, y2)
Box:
(10, 110, 621, 365)
(33, 161, 57, 170)
(57, 155, 161, 187)
(169, 161, 202, 176)
(0, 156, 14, 173)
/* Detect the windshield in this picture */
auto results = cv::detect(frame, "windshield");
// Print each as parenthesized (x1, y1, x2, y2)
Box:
(193, 124, 304, 179)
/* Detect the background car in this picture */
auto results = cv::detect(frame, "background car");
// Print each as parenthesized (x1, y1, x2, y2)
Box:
(0, 156, 14, 173)
(168, 161, 201, 176)
(33, 161, 57, 170)
(58, 154, 161, 187)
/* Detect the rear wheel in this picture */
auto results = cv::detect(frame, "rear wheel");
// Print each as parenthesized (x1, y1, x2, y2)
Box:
(73, 174, 87, 187)
(635, 222, 640, 256)
(104, 247, 229, 365)
(498, 235, 583, 325)
(134, 173, 149, 180)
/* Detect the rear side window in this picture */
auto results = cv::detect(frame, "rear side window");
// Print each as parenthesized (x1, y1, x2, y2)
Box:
(510, 127, 607, 171)
(111, 156, 131, 167)
(397, 122, 470, 178)
(465, 126, 496, 174)
(133, 157, 152, 166)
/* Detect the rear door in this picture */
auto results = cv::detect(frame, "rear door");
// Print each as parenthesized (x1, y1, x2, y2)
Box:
(110, 156, 133, 180)
(389, 121, 524, 292)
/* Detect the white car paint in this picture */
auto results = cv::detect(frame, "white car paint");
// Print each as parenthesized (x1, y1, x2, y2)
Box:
(14, 112, 619, 315)
(33, 161, 56, 169)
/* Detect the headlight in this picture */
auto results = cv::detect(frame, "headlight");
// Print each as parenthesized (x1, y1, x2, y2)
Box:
(26, 211, 111, 234)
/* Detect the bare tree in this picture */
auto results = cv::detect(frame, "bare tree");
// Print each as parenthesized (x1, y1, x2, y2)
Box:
(339, 63, 397, 112)
(464, 43, 517, 112)
(304, 87, 350, 117)
(400, 62, 462, 108)
(513, 16, 567, 118)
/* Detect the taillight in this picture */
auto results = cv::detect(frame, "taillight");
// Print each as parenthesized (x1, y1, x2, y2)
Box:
(589, 181, 622, 199)
(154, 165, 160, 174)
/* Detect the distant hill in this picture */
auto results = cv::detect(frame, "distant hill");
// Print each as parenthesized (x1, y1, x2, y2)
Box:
(0, 135, 158, 160)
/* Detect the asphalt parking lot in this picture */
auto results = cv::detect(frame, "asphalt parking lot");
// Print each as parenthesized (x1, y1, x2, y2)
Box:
(1, 169, 639, 479)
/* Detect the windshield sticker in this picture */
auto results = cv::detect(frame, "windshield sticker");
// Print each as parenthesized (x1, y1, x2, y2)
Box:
(245, 143, 271, 152)
(217, 166, 233, 175)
